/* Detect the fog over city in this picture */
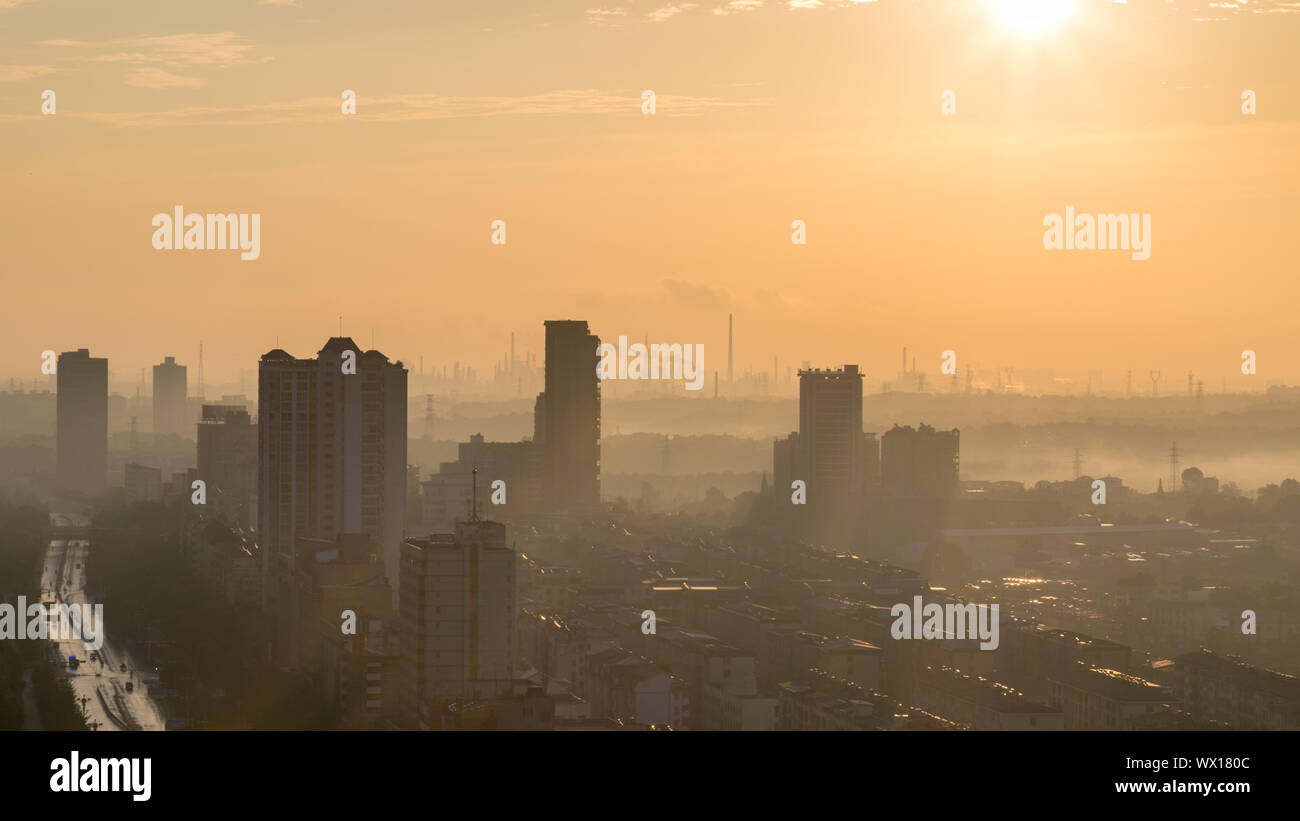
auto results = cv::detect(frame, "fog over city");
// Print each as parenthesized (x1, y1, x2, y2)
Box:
(1, 0, 1296, 786)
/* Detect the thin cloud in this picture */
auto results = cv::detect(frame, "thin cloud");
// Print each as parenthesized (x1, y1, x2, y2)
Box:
(660, 279, 731, 311)
(39, 32, 271, 67)
(124, 67, 205, 89)
(0, 89, 771, 128)
(713, 0, 763, 13)
(587, 7, 628, 26)
(647, 3, 696, 21)
(0, 64, 55, 82)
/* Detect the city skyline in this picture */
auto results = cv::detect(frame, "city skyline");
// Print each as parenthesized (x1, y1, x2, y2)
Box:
(3, 1, 1299, 382)
(3, 0, 1300, 791)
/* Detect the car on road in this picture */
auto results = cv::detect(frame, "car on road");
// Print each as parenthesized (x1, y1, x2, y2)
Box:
(124, 681, 134, 693)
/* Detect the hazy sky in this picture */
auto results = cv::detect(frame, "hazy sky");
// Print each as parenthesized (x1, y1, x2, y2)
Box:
(2, 0, 1298, 389)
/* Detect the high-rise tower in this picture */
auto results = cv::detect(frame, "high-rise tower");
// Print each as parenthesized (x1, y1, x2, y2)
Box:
(152, 355, 188, 436)
(258, 337, 408, 596)
(56, 348, 108, 495)
(539, 320, 601, 509)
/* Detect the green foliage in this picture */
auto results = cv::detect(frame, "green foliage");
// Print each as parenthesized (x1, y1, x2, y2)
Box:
(0, 499, 47, 600)
(88, 502, 253, 691)
(0, 643, 26, 729)
(31, 660, 86, 730)
(0, 499, 48, 729)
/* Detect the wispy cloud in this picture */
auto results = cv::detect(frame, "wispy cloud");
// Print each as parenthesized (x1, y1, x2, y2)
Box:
(0, 0, 41, 9)
(660, 278, 731, 311)
(124, 67, 205, 89)
(713, 0, 763, 14)
(586, 7, 628, 26)
(647, 3, 696, 21)
(39, 32, 271, 68)
(0, 89, 771, 128)
(0, 64, 55, 82)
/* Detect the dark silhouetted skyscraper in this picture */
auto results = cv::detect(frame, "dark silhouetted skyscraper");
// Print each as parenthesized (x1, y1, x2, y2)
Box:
(56, 348, 108, 496)
(798, 365, 864, 509)
(152, 355, 188, 437)
(198, 403, 257, 531)
(258, 337, 408, 598)
(400, 516, 516, 727)
(881, 423, 960, 499)
(540, 320, 600, 509)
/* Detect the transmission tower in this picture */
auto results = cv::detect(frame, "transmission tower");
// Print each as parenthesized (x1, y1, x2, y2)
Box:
(1149, 370, 1161, 397)
(1072, 448, 1083, 480)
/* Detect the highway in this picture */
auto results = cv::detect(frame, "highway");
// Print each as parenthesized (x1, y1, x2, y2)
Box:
(42, 513, 166, 731)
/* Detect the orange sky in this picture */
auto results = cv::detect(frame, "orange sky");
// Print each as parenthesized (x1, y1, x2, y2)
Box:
(2, 0, 1298, 390)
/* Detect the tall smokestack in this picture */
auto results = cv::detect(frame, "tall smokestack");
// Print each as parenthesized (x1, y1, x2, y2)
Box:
(728, 314, 734, 385)
(902, 347, 906, 376)
(510, 332, 515, 371)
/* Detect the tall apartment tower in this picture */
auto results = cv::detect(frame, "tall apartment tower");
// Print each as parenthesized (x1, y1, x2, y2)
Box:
(798, 365, 864, 509)
(880, 423, 960, 499)
(540, 320, 600, 509)
(258, 337, 408, 596)
(197, 403, 257, 531)
(400, 516, 517, 727)
(56, 348, 108, 496)
(152, 356, 188, 437)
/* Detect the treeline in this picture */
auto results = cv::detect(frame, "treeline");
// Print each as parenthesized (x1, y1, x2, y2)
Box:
(0, 500, 47, 729)
(0, 498, 86, 730)
(1188, 479, 1300, 530)
(0, 644, 24, 728)
(88, 502, 252, 722)
(0, 498, 47, 600)
(88, 501, 330, 728)
(31, 661, 86, 730)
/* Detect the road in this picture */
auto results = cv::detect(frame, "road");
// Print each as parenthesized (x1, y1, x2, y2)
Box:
(42, 513, 166, 731)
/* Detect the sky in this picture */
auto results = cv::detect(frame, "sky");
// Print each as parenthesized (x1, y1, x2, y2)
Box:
(1, 0, 1298, 391)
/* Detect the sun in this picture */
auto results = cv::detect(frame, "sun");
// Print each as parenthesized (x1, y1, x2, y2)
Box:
(984, 0, 1077, 38)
